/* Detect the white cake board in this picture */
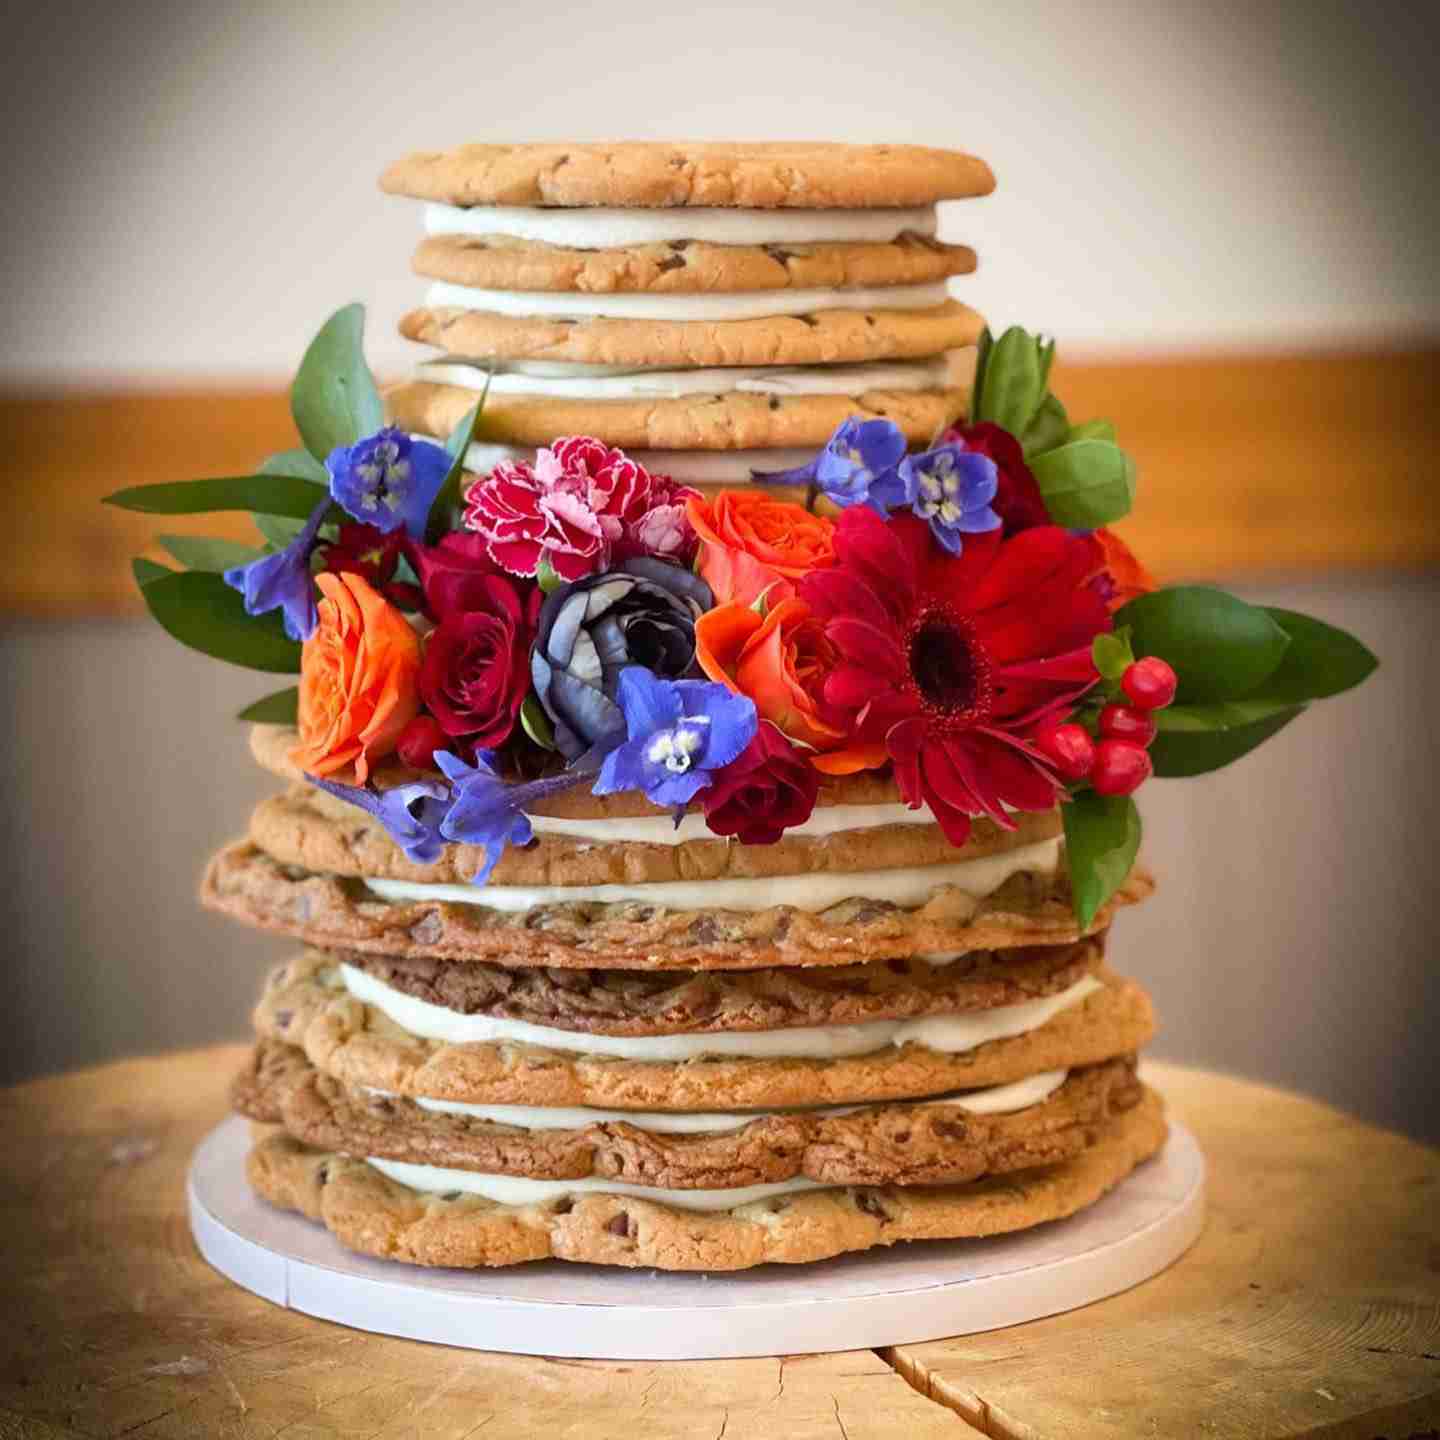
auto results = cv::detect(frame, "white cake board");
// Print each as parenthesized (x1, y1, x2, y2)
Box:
(188, 1114, 1204, 1360)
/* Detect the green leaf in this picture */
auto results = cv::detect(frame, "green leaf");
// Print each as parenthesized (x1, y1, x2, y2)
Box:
(1069, 417, 1117, 445)
(1037, 336, 1056, 390)
(1092, 627, 1135, 682)
(136, 570, 302, 673)
(1063, 790, 1142, 930)
(975, 326, 1045, 437)
(237, 687, 300, 723)
(1028, 440, 1136, 527)
(969, 325, 993, 420)
(1254, 608, 1378, 703)
(1020, 392, 1069, 459)
(104, 474, 327, 519)
(290, 303, 384, 461)
(1150, 704, 1305, 777)
(426, 395, 485, 543)
(519, 694, 557, 751)
(132, 557, 174, 588)
(259, 447, 329, 484)
(157, 534, 264, 572)
(1117, 586, 1291, 704)
(252, 512, 306, 549)
(536, 555, 565, 595)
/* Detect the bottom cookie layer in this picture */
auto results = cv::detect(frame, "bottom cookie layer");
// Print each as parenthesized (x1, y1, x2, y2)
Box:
(245, 1087, 1167, 1270)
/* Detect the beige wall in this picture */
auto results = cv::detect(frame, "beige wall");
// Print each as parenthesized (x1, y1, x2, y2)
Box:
(5, 576, 1436, 1140)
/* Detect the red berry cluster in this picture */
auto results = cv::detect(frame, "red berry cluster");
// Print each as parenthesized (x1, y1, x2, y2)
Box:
(1034, 656, 1177, 798)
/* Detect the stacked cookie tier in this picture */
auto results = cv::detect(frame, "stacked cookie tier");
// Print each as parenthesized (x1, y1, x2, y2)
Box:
(216, 725, 1163, 1270)
(379, 141, 991, 487)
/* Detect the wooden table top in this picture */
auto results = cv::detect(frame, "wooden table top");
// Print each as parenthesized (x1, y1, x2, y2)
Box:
(1, 1047, 1436, 1439)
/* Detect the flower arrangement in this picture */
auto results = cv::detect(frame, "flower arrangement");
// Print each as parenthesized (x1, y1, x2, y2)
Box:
(108, 305, 1377, 925)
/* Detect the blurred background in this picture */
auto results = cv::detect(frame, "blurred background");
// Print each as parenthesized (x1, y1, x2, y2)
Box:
(2, 0, 1436, 1137)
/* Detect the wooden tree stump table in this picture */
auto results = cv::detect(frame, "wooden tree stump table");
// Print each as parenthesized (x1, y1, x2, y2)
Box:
(1, 1047, 1436, 1439)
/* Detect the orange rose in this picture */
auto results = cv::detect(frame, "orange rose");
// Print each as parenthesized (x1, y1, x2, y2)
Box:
(290, 571, 422, 783)
(696, 596, 883, 774)
(1095, 526, 1156, 611)
(686, 490, 836, 607)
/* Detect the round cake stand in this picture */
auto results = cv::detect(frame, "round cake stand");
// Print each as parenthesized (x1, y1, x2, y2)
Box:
(189, 1114, 1204, 1360)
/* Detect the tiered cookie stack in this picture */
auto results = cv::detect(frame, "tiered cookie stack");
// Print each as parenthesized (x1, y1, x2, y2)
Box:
(210, 142, 1166, 1271)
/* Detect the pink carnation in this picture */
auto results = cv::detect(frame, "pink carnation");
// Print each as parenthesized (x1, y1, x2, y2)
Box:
(464, 436, 699, 580)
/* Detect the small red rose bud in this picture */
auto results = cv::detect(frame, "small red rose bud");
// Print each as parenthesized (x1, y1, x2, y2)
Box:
(396, 714, 447, 771)
(1122, 656, 1178, 711)
(1033, 718, 1095, 781)
(1099, 702, 1157, 748)
(1091, 739, 1153, 796)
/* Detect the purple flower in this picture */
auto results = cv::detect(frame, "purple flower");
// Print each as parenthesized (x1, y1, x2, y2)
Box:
(305, 773, 449, 864)
(431, 750, 532, 884)
(595, 667, 757, 810)
(327, 426, 450, 540)
(897, 443, 1001, 554)
(752, 418, 908, 513)
(224, 496, 328, 640)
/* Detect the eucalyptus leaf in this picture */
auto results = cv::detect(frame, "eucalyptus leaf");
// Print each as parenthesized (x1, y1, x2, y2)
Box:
(104, 474, 327, 519)
(259, 447, 329, 484)
(1069, 418, 1117, 445)
(137, 570, 302, 673)
(158, 534, 264, 572)
(132, 557, 174, 588)
(975, 326, 1044, 437)
(426, 395, 485, 543)
(969, 325, 993, 420)
(237, 687, 300, 724)
(1028, 440, 1136, 527)
(536, 556, 565, 595)
(1063, 790, 1142, 930)
(1092, 627, 1135, 682)
(1150, 705, 1305, 777)
(290, 303, 384, 461)
(1117, 586, 1291, 704)
(520, 694, 557, 751)
(1020, 392, 1069, 459)
(1037, 336, 1056, 390)
(252, 512, 307, 549)
(1255, 609, 1378, 702)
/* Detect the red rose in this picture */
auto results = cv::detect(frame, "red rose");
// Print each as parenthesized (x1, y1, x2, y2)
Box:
(419, 574, 541, 746)
(701, 722, 820, 844)
(407, 532, 507, 619)
(942, 422, 1050, 535)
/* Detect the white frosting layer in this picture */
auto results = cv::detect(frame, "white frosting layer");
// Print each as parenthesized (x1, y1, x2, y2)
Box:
(526, 802, 941, 848)
(423, 202, 939, 248)
(424, 279, 950, 322)
(420, 358, 951, 401)
(462, 441, 816, 485)
(367, 1156, 827, 1212)
(337, 963, 1100, 1063)
(362, 835, 1062, 916)
(390, 1068, 1067, 1135)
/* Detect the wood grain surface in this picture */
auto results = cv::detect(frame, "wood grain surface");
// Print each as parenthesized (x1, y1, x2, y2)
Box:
(5, 348, 1438, 617)
(1, 1049, 1436, 1438)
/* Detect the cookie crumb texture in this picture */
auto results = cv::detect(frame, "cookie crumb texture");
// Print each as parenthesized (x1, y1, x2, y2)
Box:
(245, 1087, 1165, 1270)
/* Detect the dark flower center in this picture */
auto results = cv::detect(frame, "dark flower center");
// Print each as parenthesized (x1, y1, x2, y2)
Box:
(908, 612, 993, 724)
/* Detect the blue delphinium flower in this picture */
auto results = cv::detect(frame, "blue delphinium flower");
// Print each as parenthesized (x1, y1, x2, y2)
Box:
(327, 426, 450, 541)
(431, 749, 533, 885)
(595, 668, 757, 810)
(897, 443, 1001, 554)
(305, 774, 450, 864)
(751, 417, 908, 513)
(224, 496, 329, 640)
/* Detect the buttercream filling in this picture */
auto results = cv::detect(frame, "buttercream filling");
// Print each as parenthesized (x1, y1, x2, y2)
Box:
(337, 962, 1100, 1062)
(376, 1068, 1068, 1135)
(422, 202, 940, 248)
(525, 802, 945, 847)
(461, 441, 817, 485)
(424, 279, 951, 322)
(419, 357, 952, 401)
(362, 835, 1062, 916)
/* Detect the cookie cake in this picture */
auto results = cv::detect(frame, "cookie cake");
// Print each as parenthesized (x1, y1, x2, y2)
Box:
(110, 141, 1376, 1273)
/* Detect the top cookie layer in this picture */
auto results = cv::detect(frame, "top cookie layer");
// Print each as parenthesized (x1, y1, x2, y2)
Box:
(381, 142, 996, 210)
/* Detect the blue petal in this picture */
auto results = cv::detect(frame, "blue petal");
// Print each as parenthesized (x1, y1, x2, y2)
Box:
(397, 438, 451, 540)
(681, 682, 757, 770)
(645, 768, 710, 809)
(928, 520, 964, 554)
(595, 735, 653, 796)
(616, 666, 684, 739)
(223, 496, 327, 640)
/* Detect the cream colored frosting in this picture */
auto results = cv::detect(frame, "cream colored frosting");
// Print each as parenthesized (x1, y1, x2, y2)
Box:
(424, 279, 950, 322)
(461, 441, 817, 485)
(336, 962, 1100, 1063)
(381, 1068, 1068, 1135)
(362, 835, 1062, 916)
(422, 202, 939, 248)
(525, 802, 941, 848)
(419, 357, 951, 401)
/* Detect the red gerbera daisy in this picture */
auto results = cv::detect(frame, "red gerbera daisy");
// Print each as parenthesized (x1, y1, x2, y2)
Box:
(799, 508, 1112, 846)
